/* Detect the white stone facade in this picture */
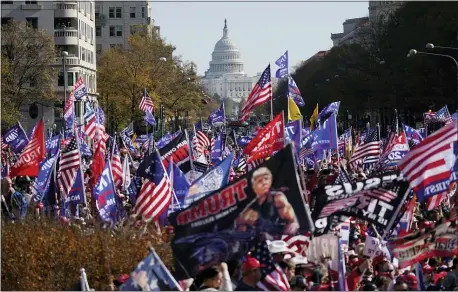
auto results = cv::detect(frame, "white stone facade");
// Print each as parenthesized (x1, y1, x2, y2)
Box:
(1, 0, 97, 132)
(201, 20, 277, 116)
(94, 1, 153, 55)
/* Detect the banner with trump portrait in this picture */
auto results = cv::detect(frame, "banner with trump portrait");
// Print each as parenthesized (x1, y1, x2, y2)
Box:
(169, 144, 313, 279)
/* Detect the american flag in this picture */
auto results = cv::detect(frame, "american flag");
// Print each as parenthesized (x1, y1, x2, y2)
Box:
(320, 196, 360, 217)
(281, 232, 312, 256)
(426, 192, 446, 211)
(350, 128, 380, 165)
(134, 150, 173, 220)
(111, 139, 123, 190)
(298, 145, 314, 161)
(399, 122, 457, 197)
(84, 103, 97, 139)
(335, 164, 352, 184)
(58, 136, 80, 197)
(195, 130, 210, 154)
(251, 240, 290, 291)
(139, 88, 154, 113)
(241, 65, 272, 122)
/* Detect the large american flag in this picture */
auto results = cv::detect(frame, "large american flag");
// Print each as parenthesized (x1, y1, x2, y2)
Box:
(139, 88, 154, 113)
(58, 136, 80, 197)
(135, 150, 173, 220)
(251, 240, 290, 291)
(195, 130, 210, 154)
(241, 65, 272, 122)
(350, 128, 380, 165)
(399, 122, 458, 197)
(111, 139, 123, 190)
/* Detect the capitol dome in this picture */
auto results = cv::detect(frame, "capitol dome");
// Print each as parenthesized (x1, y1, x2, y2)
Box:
(205, 19, 245, 78)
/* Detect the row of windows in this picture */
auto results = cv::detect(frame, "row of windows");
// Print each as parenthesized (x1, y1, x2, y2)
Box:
(103, 6, 147, 19)
(95, 25, 146, 38)
(78, 19, 94, 42)
(58, 71, 95, 91)
(1, 1, 37, 4)
(80, 47, 94, 64)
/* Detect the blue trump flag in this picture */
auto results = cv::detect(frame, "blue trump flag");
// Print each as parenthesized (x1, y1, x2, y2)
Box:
(46, 134, 61, 158)
(311, 112, 338, 150)
(145, 109, 157, 126)
(120, 249, 182, 291)
(211, 132, 223, 163)
(208, 104, 225, 126)
(65, 166, 85, 205)
(317, 101, 341, 123)
(183, 152, 233, 207)
(32, 150, 59, 203)
(285, 120, 302, 154)
(2, 122, 29, 154)
(275, 50, 288, 78)
(288, 76, 304, 107)
(93, 161, 118, 225)
(402, 124, 423, 145)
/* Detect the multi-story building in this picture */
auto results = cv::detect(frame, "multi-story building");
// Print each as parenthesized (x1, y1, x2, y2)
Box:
(201, 19, 278, 116)
(1, 0, 97, 132)
(330, 17, 370, 47)
(94, 1, 153, 56)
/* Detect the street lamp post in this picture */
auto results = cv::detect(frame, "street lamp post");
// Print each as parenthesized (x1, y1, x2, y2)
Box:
(408, 48, 458, 112)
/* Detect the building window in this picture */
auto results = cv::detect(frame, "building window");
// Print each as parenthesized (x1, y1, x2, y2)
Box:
(141, 7, 145, 18)
(25, 17, 38, 29)
(81, 48, 86, 61)
(96, 44, 102, 54)
(58, 72, 65, 86)
(130, 7, 136, 18)
(96, 26, 101, 37)
(91, 52, 94, 64)
(109, 26, 115, 37)
(109, 7, 115, 18)
(95, 4, 100, 17)
(1, 18, 12, 26)
(115, 25, 122, 36)
(116, 7, 122, 18)
(67, 72, 74, 86)
(1, 1, 13, 4)
(25, 1, 37, 4)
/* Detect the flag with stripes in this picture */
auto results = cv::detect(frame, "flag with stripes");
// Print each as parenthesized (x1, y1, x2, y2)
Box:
(63, 90, 75, 122)
(399, 122, 458, 202)
(9, 120, 46, 177)
(350, 128, 380, 166)
(195, 130, 210, 154)
(251, 240, 290, 291)
(111, 139, 123, 190)
(58, 136, 81, 197)
(84, 103, 97, 139)
(139, 88, 154, 113)
(241, 65, 272, 122)
(135, 149, 173, 220)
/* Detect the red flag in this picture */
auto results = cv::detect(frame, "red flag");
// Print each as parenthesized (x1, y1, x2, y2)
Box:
(9, 120, 45, 177)
(244, 112, 285, 161)
(90, 139, 106, 189)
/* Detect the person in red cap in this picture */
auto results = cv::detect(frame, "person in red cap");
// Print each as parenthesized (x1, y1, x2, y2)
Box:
(234, 257, 264, 291)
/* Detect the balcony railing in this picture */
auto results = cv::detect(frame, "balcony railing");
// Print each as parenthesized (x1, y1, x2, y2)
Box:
(55, 56, 80, 66)
(54, 29, 78, 38)
(54, 3, 77, 10)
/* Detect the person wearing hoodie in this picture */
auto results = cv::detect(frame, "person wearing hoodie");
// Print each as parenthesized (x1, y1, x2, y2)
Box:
(198, 262, 232, 291)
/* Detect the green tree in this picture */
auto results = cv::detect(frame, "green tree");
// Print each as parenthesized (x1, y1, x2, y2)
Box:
(1, 20, 58, 129)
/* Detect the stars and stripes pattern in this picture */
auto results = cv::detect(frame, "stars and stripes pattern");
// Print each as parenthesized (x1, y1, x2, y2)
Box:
(350, 128, 380, 165)
(241, 65, 272, 122)
(111, 139, 123, 190)
(384, 111, 399, 153)
(134, 150, 173, 220)
(298, 146, 314, 161)
(437, 106, 453, 124)
(281, 232, 312, 256)
(426, 192, 446, 211)
(251, 240, 290, 291)
(58, 137, 80, 197)
(196, 130, 210, 154)
(399, 122, 458, 196)
(84, 103, 97, 139)
(139, 88, 155, 113)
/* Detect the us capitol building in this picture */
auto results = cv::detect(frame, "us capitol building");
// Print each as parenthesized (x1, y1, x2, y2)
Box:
(201, 19, 277, 116)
